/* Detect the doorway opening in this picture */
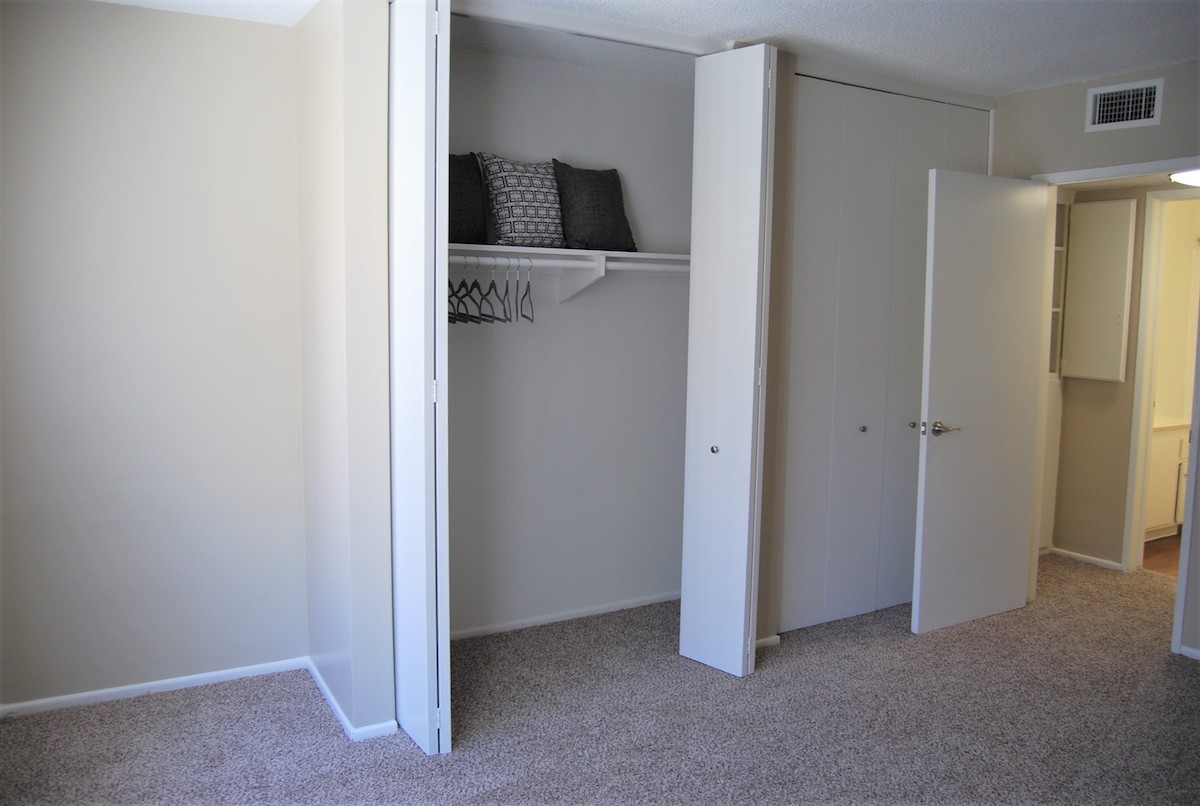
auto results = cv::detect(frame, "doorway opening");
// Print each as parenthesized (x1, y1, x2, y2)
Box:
(1034, 156, 1200, 657)
(1126, 188, 1200, 578)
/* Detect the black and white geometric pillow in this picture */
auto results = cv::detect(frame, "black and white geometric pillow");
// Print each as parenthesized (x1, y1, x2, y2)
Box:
(476, 153, 566, 248)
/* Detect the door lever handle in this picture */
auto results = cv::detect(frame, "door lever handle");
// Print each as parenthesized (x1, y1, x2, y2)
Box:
(929, 420, 962, 436)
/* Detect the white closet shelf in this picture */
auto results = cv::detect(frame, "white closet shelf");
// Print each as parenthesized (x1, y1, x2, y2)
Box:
(449, 243, 689, 303)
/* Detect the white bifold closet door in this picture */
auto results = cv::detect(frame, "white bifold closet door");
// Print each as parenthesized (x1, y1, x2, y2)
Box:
(679, 44, 778, 677)
(772, 76, 989, 633)
(390, 0, 451, 755)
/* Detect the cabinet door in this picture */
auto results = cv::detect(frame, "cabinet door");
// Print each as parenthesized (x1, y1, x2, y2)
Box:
(1060, 200, 1137, 381)
(679, 43, 777, 677)
(1147, 430, 1184, 532)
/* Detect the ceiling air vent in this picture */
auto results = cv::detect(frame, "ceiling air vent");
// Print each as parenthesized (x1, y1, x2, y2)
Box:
(1085, 78, 1163, 132)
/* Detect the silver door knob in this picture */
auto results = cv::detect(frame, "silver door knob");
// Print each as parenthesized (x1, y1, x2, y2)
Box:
(930, 420, 962, 436)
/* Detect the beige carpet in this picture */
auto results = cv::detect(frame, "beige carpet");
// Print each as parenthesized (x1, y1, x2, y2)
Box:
(2, 555, 1198, 804)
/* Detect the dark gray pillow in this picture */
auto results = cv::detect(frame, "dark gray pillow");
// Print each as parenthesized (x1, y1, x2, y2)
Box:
(553, 159, 637, 252)
(449, 153, 488, 244)
(477, 153, 566, 248)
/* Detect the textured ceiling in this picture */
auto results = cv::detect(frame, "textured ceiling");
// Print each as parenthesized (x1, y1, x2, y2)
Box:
(463, 0, 1200, 98)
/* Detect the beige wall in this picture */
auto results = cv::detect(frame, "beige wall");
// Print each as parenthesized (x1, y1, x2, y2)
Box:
(994, 61, 1199, 180)
(0, 1, 307, 702)
(297, 0, 394, 731)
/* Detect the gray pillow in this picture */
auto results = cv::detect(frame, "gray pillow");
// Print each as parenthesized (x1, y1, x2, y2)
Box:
(477, 153, 566, 248)
(449, 153, 488, 244)
(553, 159, 637, 252)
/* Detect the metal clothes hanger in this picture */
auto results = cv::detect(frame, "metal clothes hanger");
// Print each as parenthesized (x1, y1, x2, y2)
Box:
(503, 258, 514, 323)
(454, 276, 479, 324)
(519, 257, 534, 323)
(480, 257, 507, 323)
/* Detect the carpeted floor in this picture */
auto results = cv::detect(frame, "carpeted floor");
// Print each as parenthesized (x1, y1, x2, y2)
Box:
(2, 554, 1198, 804)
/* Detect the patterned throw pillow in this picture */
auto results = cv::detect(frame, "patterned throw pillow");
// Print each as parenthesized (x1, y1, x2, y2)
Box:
(476, 153, 566, 248)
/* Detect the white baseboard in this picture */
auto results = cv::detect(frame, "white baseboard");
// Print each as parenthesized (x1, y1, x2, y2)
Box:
(0, 657, 400, 743)
(450, 590, 681, 640)
(0, 657, 310, 719)
(1175, 643, 1200, 662)
(304, 659, 397, 742)
(1049, 547, 1124, 571)
(755, 634, 781, 648)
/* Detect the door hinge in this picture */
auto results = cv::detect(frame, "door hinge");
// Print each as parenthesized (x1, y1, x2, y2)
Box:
(432, 380, 438, 404)
(757, 366, 764, 387)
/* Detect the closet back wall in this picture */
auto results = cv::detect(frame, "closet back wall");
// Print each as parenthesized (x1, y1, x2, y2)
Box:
(447, 42, 694, 636)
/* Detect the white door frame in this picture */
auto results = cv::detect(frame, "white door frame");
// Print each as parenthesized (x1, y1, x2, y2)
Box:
(1035, 156, 1200, 660)
(1124, 187, 1200, 574)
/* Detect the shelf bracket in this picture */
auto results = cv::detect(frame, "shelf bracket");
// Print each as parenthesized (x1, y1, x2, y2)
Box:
(557, 255, 607, 303)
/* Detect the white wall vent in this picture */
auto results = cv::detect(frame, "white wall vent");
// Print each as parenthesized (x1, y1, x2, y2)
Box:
(1085, 78, 1163, 132)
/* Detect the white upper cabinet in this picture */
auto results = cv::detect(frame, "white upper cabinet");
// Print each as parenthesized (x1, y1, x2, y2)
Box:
(1059, 199, 1137, 382)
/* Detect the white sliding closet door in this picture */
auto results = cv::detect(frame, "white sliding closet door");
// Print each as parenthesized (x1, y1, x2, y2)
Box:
(679, 44, 777, 677)
(390, 0, 451, 754)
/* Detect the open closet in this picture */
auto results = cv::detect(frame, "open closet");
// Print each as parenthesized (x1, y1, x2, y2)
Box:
(391, 2, 779, 754)
(445, 18, 695, 640)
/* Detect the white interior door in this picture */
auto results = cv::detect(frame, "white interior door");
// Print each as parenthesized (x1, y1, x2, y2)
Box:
(679, 44, 777, 677)
(390, 0, 451, 753)
(912, 169, 1051, 634)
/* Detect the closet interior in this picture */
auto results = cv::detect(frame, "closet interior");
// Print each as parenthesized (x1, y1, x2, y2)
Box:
(445, 18, 697, 640)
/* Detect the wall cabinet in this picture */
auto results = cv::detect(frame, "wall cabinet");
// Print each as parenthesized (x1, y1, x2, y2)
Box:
(1059, 199, 1137, 382)
(766, 75, 989, 632)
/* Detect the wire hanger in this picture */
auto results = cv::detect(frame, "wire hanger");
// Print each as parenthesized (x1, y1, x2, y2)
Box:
(481, 257, 506, 323)
(519, 257, 534, 323)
